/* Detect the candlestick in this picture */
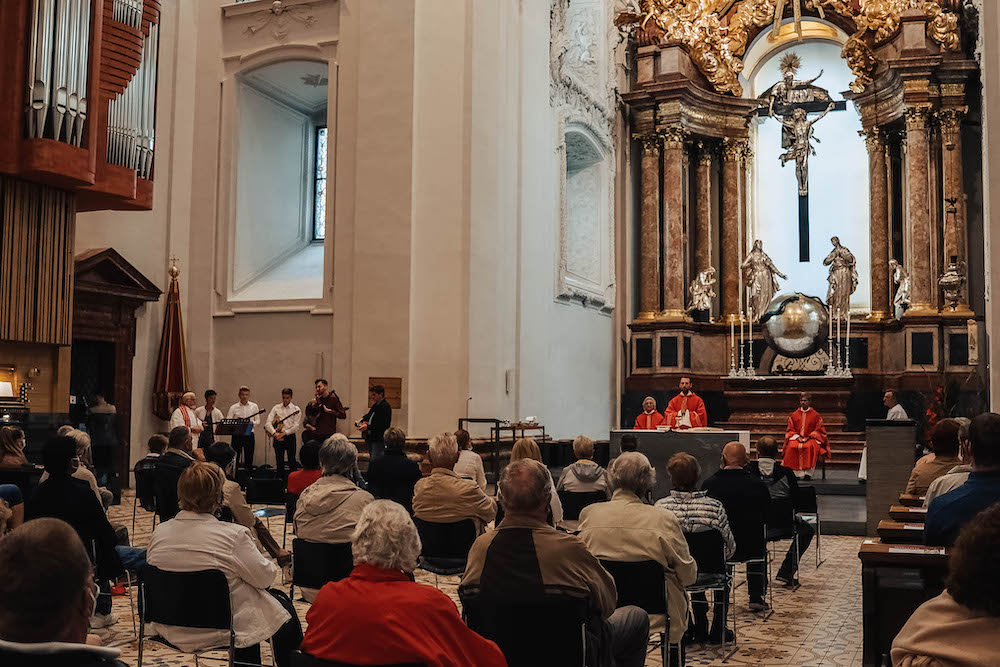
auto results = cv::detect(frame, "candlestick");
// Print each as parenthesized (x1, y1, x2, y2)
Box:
(739, 312, 745, 374)
(836, 309, 842, 372)
(845, 309, 851, 374)
(747, 307, 754, 376)
(827, 305, 834, 375)
(729, 314, 736, 375)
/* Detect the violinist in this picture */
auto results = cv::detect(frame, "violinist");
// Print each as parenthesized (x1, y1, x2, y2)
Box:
(303, 378, 348, 445)
(266, 388, 301, 475)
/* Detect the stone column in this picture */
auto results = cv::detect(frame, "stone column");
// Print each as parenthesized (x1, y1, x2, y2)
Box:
(863, 127, 890, 319)
(694, 142, 714, 283)
(938, 106, 972, 313)
(636, 133, 661, 319)
(720, 137, 745, 317)
(903, 107, 934, 316)
(661, 127, 686, 319)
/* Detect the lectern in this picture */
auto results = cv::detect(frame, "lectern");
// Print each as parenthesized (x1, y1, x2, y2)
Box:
(865, 419, 917, 536)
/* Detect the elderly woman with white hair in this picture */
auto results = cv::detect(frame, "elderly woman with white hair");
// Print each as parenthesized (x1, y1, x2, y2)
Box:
(578, 452, 697, 661)
(293, 433, 374, 601)
(412, 432, 496, 532)
(300, 500, 506, 667)
(168, 391, 204, 434)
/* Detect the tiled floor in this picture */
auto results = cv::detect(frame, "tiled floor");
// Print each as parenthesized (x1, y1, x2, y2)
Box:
(103, 490, 865, 667)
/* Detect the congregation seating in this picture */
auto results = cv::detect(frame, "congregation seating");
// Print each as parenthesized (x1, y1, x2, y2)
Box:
(683, 529, 734, 658)
(897, 493, 925, 507)
(599, 559, 673, 665)
(889, 505, 926, 522)
(289, 539, 354, 601)
(413, 517, 478, 578)
(557, 489, 608, 522)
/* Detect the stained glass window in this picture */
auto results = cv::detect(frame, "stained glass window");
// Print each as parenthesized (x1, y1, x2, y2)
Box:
(314, 126, 328, 240)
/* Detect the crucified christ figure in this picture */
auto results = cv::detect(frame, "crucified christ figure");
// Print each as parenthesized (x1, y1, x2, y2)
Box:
(778, 102, 835, 196)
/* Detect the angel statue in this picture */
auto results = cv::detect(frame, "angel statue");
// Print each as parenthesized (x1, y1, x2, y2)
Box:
(762, 52, 834, 117)
(742, 240, 787, 322)
(823, 236, 858, 318)
(888, 259, 911, 313)
(687, 267, 717, 317)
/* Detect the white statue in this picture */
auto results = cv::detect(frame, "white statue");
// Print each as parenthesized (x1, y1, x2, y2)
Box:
(742, 240, 787, 322)
(688, 267, 717, 314)
(779, 104, 835, 196)
(889, 259, 911, 312)
(824, 236, 858, 318)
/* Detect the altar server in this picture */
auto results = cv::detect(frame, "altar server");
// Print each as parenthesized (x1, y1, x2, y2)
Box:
(664, 377, 708, 429)
(634, 396, 664, 430)
(781, 392, 828, 479)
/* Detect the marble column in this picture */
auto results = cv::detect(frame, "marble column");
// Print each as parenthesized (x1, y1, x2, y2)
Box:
(694, 142, 714, 286)
(903, 107, 934, 316)
(636, 133, 661, 319)
(862, 127, 890, 319)
(720, 137, 746, 317)
(938, 106, 972, 314)
(661, 127, 686, 319)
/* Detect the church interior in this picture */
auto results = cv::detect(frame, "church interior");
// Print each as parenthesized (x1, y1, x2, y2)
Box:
(2, 0, 1000, 666)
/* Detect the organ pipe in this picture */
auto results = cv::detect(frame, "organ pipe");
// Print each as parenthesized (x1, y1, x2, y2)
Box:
(106, 22, 157, 179)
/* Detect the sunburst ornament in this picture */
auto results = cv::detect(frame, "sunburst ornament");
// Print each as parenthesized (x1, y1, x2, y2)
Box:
(780, 52, 802, 77)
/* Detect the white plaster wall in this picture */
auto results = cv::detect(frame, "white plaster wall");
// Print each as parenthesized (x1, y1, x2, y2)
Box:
(982, 0, 1000, 409)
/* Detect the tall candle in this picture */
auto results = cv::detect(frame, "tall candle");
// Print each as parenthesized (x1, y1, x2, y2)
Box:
(730, 314, 736, 372)
(828, 305, 834, 372)
(739, 312, 745, 371)
(748, 308, 753, 373)
(837, 309, 842, 368)
(846, 309, 851, 370)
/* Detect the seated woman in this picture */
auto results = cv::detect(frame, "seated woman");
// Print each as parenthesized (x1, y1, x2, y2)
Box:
(891, 502, 1000, 666)
(203, 442, 291, 567)
(556, 435, 611, 497)
(365, 427, 422, 514)
(0, 426, 28, 467)
(452, 429, 486, 490)
(286, 441, 322, 495)
(498, 438, 563, 526)
(146, 462, 302, 667)
(301, 500, 506, 667)
(293, 435, 374, 601)
(906, 419, 963, 496)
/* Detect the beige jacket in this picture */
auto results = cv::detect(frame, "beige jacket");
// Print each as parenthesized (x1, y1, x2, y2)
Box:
(923, 465, 973, 508)
(905, 455, 962, 496)
(891, 591, 1000, 667)
(578, 489, 698, 642)
(412, 468, 496, 531)
(294, 474, 373, 544)
(556, 459, 612, 497)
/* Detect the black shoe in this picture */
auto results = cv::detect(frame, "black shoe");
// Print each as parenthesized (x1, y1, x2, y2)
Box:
(684, 626, 708, 644)
(776, 572, 799, 587)
(708, 628, 735, 645)
(749, 599, 771, 611)
(803, 474, 812, 481)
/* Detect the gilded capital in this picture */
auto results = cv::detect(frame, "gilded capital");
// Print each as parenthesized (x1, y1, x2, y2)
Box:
(634, 133, 660, 156)
(721, 137, 748, 162)
(696, 142, 714, 168)
(903, 107, 931, 132)
(859, 127, 885, 154)
(936, 107, 967, 149)
(660, 127, 687, 150)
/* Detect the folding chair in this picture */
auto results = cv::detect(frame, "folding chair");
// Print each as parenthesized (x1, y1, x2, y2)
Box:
(795, 485, 823, 567)
(132, 465, 158, 541)
(89, 540, 137, 637)
(727, 524, 772, 620)
(412, 517, 477, 586)
(282, 492, 299, 550)
(138, 566, 271, 667)
(557, 490, 608, 522)
(685, 529, 737, 661)
(289, 539, 354, 601)
(599, 559, 677, 666)
(247, 477, 286, 532)
(460, 589, 589, 667)
(291, 650, 424, 666)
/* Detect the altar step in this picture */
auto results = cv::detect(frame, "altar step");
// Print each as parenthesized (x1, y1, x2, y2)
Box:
(718, 420, 865, 468)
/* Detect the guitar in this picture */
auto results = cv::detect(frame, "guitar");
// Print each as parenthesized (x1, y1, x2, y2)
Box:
(271, 409, 300, 438)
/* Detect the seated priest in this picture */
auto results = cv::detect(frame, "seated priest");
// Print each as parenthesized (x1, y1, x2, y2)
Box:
(634, 396, 664, 430)
(664, 377, 708, 429)
(781, 393, 828, 480)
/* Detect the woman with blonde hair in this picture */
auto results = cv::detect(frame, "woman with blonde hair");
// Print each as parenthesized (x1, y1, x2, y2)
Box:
(0, 426, 27, 467)
(503, 438, 563, 526)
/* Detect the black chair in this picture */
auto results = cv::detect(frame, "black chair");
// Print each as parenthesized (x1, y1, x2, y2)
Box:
(795, 485, 823, 567)
(557, 490, 608, 522)
(727, 523, 772, 619)
(138, 566, 268, 667)
(412, 517, 477, 582)
(132, 465, 158, 541)
(291, 650, 424, 666)
(0, 465, 42, 502)
(460, 589, 589, 667)
(289, 539, 354, 601)
(599, 559, 673, 666)
(765, 502, 802, 590)
(282, 492, 299, 549)
(246, 476, 286, 505)
(685, 529, 737, 660)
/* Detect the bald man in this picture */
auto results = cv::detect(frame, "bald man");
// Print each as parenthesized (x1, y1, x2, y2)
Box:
(703, 442, 772, 610)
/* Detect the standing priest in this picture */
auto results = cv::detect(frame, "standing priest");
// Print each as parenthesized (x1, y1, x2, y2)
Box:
(664, 377, 708, 429)
(782, 392, 828, 479)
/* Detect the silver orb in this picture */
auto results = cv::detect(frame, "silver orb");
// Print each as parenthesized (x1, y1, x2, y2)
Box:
(760, 293, 830, 359)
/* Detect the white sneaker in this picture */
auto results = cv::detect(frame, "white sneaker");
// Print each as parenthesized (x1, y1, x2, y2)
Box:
(91, 613, 118, 629)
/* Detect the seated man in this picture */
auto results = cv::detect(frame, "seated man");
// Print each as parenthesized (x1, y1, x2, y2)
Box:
(461, 459, 650, 667)
(133, 434, 167, 513)
(153, 426, 198, 521)
(664, 377, 708, 429)
(556, 435, 611, 498)
(747, 436, 814, 587)
(412, 433, 496, 532)
(620, 433, 639, 453)
(924, 419, 974, 507)
(579, 452, 697, 656)
(782, 393, 828, 479)
(294, 436, 374, 601)
(286, 441, 323, 495)
(0, 518, 129, 666)
(301, 500, 506, 667)
(703, 442, 771, 611)
(892, 502, 1000, 666)
(906, 419, 962, 496)
(657, 452, 736, 644)
(634, 396, 664, 430)
(27, 436, 146, 630)
(366, 426, 423, 513)
(926, 412, 1000, 546)
(147, 462, 302, 667)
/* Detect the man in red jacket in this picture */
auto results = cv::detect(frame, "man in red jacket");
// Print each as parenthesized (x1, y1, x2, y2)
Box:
(300, 500, 505, 667)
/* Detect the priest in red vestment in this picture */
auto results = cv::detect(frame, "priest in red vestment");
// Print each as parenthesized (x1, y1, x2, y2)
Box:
(664, 377, 708, 429)
(782, 392, 829, 479)
(634, 396, 664, 429)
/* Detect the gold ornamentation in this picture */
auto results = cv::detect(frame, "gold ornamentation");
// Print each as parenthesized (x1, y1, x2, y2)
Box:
(859, 127, 884, 153)
(721, 137, 749, 161)
(697, 142, 714, 166)
(635, 133, 661, 155)
(615, 0, 963, 97)
(903, 106, 931, 130)
(660, 126, 688, 149)
(936, 107, 965, 149)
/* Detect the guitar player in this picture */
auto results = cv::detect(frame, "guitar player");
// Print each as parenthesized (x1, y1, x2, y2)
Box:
(357, 384, 392, 461)
(265, 388, 302, 475)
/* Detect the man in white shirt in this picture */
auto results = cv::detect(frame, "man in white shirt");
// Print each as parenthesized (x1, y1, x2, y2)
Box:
(195, 389, 225, 449)
(227, 386, 261, 471)
(859, 390, 910, 482)
(265, 388, 302, 475)
(168, 392, 203, 435)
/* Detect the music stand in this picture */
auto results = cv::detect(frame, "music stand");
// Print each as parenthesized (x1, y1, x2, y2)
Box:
(215, 419, 253, 438)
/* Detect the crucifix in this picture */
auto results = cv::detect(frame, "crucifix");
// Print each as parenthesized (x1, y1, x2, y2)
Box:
(757, 52, 846, 262)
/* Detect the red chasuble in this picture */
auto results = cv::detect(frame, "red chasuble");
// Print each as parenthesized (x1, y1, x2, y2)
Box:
(782, 408, 829, 471)
(664, 393, 708, 429)
(634, 410, 665, 430)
